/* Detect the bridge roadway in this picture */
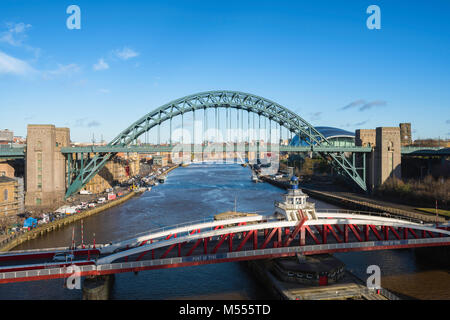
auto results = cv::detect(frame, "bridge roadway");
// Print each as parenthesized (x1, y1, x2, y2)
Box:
(1, 211, 449, 284)
(2, 145, 449, 159)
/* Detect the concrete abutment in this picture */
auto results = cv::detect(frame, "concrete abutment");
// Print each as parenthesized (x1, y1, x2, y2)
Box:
(82, 274, 115, 300)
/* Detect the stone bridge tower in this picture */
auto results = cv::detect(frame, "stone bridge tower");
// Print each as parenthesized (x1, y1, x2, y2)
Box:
(356, 126, 401, 192)
(25, 125, 70, 211)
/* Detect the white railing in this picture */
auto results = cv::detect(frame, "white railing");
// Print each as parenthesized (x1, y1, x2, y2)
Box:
(1, 237, 450, 282)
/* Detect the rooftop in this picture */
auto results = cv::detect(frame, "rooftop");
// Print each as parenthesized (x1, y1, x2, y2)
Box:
(290, 126, 355, 147)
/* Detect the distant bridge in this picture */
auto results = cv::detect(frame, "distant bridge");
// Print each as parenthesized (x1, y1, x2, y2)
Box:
(1, 210, 449, 284)
(1, 145, 448, 159)
(1, 91, 448, 198)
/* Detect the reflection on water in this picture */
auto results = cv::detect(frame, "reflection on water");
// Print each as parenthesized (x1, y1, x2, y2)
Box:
(1, 164, 448, 299)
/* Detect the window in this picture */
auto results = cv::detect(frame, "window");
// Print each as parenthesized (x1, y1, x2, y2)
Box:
(37, 174, 42, 190)
(37, 153, 42, 175)
(3, 189, 8, 201)
(0, 171, 5, 177)
(36, 198, 41, 205)
(388, 141, 394, 151)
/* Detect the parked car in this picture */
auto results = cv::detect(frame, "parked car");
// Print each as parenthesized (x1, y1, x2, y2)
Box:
(97, 197, 106, 204)
(52, 253, 74, 262)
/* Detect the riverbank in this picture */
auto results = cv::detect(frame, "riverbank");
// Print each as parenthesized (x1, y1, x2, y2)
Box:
(0, 164, 181, 252)
(0, 190, 140, 252)
(259, 175, 446, 223)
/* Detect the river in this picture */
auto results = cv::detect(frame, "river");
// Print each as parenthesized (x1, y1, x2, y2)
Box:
(0, 163, 448, 299)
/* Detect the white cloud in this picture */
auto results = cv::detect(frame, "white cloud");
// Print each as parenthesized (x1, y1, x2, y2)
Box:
(0, 22, 32, 46)
(0, 50, 35, 76)
(7, 22, 32, 34)
(0, 22, 41, 60)
(93, 58, 109, 71)
(98, 88, 110, 94)
(75, 118, 101, 128)
(43, 63, 81, 79)
(113, 47, 139, 60)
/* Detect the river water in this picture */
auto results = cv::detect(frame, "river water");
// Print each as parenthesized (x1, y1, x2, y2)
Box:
(0, 164, 448, 300)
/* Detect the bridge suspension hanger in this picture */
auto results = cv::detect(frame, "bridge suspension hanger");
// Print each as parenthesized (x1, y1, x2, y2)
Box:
(64, 91, 369, 198)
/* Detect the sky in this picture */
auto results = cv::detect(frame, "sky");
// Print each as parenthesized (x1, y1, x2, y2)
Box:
(0, 0, 449, 143)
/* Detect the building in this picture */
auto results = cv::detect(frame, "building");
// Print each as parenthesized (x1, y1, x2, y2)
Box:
(153, 155, 168, 166)
(24, 125, 70, 210)
(355, 129, 376, 147)
(0, 161, 15, 178)
(356, 127, 401, 189)
(82, 153, 141, 194)
(289, 126, 356, 147)
(289, 124, 403, 190)
(0, 176, 19, 216)
(399, 123, 412, 146)
(0, 130, 14, 145)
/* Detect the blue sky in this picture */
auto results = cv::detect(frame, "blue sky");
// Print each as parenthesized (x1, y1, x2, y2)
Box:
(0, 0, 449, 143)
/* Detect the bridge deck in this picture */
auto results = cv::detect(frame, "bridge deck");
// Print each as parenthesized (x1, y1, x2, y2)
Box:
(4, 145, 449, 157)
(1, 212, 449, 284)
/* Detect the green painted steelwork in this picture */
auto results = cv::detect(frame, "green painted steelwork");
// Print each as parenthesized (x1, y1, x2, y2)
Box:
(60, 145, 372, 153)
(400, 146, 449, 155)
(3, 144, 445, 161)
(65, 91, 370, 197)
(0, 146, 25, 159)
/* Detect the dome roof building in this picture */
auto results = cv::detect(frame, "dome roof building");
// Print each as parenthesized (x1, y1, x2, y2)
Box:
(289, 126, 355, 147)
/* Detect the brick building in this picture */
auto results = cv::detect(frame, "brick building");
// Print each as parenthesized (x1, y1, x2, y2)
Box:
(0, 161, 15, 178)
(82, 153, 140, 194)
(0, 176, 19, 216)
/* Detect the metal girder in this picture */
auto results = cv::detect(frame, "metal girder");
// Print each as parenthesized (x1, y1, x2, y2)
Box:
(0, 146, 25, 159)
(60, 145, 372, 154)
(65, 90, 368, 198)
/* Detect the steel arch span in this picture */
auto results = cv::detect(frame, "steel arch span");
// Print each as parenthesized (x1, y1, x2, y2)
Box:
(65, 90, 367, 198)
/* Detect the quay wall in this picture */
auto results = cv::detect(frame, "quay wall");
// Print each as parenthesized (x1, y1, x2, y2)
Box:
(0, 164, 180, 252)
(0, 191, 139, 252)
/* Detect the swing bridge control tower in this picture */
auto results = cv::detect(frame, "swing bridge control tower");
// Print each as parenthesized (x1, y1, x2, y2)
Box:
(274, 176, 317, 221)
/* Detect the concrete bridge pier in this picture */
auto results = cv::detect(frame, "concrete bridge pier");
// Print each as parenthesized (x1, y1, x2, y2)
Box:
(82, 274, 115, 300)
